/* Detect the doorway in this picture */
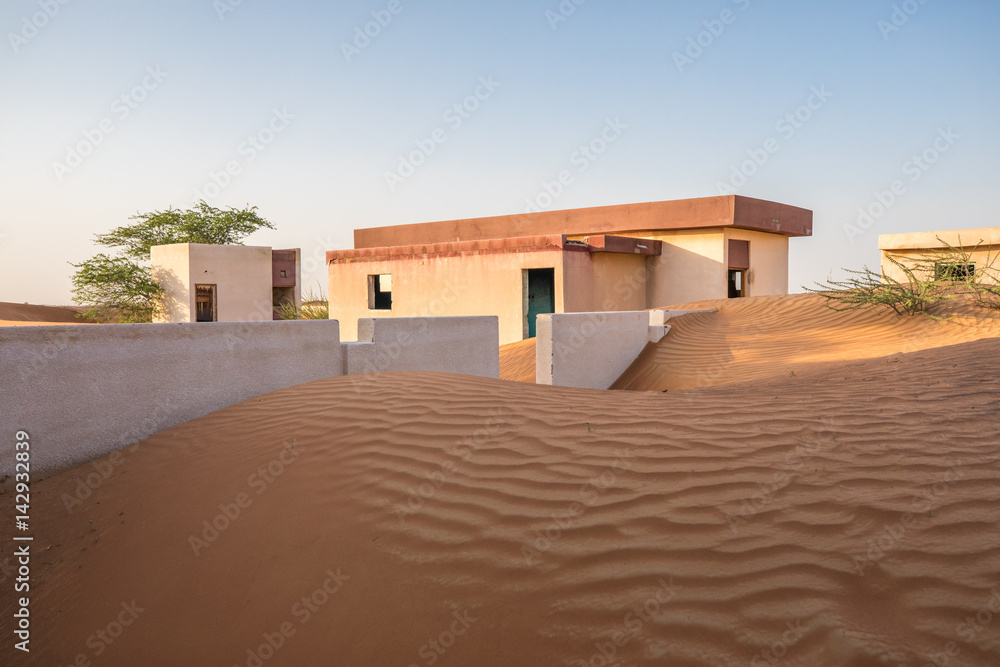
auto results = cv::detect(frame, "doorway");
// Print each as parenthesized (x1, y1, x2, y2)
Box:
(523, 268, 555, 339)
(195, 284, 217, 322)
(727, 270, 746, 299)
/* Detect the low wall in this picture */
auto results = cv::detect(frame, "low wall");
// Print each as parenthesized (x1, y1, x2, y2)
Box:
(344, 316, 500, 379)
(537, 311, 668, 390)
(0, 320, 344, 475)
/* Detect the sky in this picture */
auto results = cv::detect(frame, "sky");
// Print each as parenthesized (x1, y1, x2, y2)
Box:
(1, 0, 998, 305)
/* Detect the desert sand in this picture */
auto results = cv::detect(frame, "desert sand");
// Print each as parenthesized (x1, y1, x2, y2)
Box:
(2, 294, 999, 666)
(0, 301, 89, 327)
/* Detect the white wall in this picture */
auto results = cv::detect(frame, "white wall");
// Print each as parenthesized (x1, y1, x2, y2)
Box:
(344, 316, 500, 378)
(152, 244, 274, 323)
(0, 320, 344, 475)
(536, 311, 660, 390)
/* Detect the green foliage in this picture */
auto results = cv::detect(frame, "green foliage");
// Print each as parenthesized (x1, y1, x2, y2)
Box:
(71, 201, 274, 323)
(94, 201, 274, 260)
(274, 285, 329, 320)
(70, 254, 165, 323)
(916, 236, 1000, 311)
(804, 254, 953, 317)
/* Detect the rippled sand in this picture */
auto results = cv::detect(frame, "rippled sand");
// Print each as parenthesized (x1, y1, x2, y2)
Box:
(3, 333, 998, 665)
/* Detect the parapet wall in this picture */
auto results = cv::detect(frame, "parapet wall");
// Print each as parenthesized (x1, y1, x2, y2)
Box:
(0, 320, 345, 475)
(344, 316, 500, 379)
(536, 311, 669, 390)
(2, 316, 503, 475)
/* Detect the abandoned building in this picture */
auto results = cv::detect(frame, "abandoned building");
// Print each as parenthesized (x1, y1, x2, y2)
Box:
(326, 195, 813, 344)
(151, 243, 301, 323)
(879, 226, 1000, 283)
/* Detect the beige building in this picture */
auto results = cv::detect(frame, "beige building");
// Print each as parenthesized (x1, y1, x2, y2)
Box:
(151, 243, 301, 323)
(880, 227, 1000, 284)
(327, 195, 812, 344)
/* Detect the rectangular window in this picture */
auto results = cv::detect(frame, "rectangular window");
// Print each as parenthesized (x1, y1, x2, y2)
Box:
(195, 284, 217, 322)
(935, 262, 975, 281)
(368, 274, 392, 310)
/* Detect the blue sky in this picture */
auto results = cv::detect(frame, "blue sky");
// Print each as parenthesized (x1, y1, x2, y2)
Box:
(2, 0, 998, 304)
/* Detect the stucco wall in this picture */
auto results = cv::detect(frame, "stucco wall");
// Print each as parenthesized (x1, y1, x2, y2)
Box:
(725, 228, 790, 297)
(329, 248, 565, 345)
(152, 244, 274, 323)
(0, 320, 344, 475)
(536, 311, 655, 390)
(881, 247, 1000, 284)
(562, 252, 649, 313)
(343, 316, 499, 378)
(636, 230, 727, 307)
(151, 244, 193, 322)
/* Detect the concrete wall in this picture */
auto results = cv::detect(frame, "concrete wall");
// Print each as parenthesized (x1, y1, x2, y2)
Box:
(536, 311, 663, 390)
(639, 230, 727, 307)
(343, 316, 500, 378)
(725, 228, 790, 297)
(329, 245, 564, 345)
(879, 228, 1000, 284)
(0, 320, 344, 475)
(562, 251, 649, 313)
(152, 244, 274, 323)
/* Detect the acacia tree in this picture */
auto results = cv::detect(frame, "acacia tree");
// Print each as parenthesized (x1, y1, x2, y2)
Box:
(71, 201, 274, 322)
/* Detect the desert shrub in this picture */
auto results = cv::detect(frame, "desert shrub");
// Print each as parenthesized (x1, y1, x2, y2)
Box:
(275, 285, 329, 320)
(805, 254, 953, 317)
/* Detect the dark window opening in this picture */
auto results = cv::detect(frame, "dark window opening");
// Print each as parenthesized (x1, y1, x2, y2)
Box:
(369, 274, 392, 310)
(195, 284, 217, 322)
(935, 262, 975, 281)
(728, 270, 746, 299)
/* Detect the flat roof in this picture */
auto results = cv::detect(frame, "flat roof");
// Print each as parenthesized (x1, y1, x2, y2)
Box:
(879, 227, 1000, 250)
(326, 234, 663, 264)
(353, 195, 812, 249)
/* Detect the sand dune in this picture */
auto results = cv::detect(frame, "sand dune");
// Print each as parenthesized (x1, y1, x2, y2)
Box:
(610, 292, 1000, 391)
(0, 301, 88, 327)
(3, 336, 999, 666)
(498, 336, 536, 383)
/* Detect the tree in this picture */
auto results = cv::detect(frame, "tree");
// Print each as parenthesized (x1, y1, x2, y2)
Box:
(94, 201, 274, 260)
(71, 201, 274, 322)
(70, 254, 165, 323)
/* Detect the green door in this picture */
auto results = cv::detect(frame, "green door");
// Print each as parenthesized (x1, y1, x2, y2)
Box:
(524, 268, 555, 338)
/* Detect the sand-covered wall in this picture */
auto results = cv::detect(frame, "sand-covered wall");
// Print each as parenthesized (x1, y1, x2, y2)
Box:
(0, 320, 344, 475)
(536, 311, 656, 389)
